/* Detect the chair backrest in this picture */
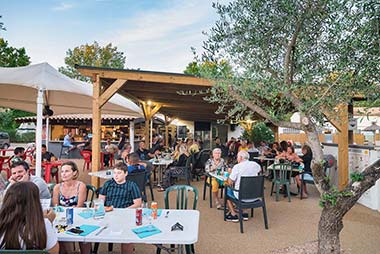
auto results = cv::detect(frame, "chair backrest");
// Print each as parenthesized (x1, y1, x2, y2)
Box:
(239, 175, 265, 200)
(80, 150, 92, 162)
(126, 171, 146, 196)
(86, 184, 97, 205)
(47, 183, 56, 197)
(272, 163, 292, 183)
(248, 152, 259, 161)
(164, 185, 198, 210)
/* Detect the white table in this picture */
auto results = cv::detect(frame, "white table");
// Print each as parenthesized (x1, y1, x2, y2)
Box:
(56, 208, 199, 245)
(88, 169, 113, 179)
(151, 159, 173, 187)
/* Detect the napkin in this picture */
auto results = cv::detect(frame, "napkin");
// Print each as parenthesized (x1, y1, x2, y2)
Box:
(132, 225, 161, 239)
(66, 224, 100, 236)
(78, 211, 94, 219)
(142, 208, 162, 217)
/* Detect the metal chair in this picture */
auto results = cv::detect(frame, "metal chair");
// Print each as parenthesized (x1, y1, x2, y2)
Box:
(156, 185, 199, 254)
(224, 175, 268, 233)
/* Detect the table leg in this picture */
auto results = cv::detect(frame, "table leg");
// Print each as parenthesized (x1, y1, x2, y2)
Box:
(45, 165, 51, 183)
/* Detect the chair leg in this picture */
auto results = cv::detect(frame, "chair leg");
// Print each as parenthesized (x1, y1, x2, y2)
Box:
(300, 179, 304, 200)
(108, 243, 113, 252)
(92, 243, 99, 254)
(238, 207, 244, 233)
(270, 182, 274, 196)
(149, 181, 155, 201)
(275, 183, 280, 201)
(251, 208, 254, 218)
(223, 194, 227, 221)
(286, 183, 291, 202)
(209, 180, 213, 208)
(262, 205, 269, 229)
(185, 244, 193, 254)
(203, 177, 207, 200)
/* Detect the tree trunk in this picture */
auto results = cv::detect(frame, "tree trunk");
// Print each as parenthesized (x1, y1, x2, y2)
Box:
(318, 208, 343, 254)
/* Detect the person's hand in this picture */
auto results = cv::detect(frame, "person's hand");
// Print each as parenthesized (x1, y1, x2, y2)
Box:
(8, 175, 17, 184)
(44, 209, 56, 223)
(19, 173, 30, 182)
(51, 156, 57, 162)
(228, 168, 232, 174)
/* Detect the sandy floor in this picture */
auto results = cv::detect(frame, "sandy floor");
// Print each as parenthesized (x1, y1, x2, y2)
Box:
(4, 158, 380, 254)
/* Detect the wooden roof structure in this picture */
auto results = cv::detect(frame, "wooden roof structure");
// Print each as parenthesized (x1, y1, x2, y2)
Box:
(76, 65, 222, 121)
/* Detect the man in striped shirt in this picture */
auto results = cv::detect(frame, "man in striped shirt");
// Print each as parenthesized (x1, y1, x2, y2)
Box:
(98, 162, 142, 254)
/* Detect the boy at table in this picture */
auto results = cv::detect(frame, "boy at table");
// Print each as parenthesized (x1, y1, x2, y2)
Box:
(98, 162, 142, 254)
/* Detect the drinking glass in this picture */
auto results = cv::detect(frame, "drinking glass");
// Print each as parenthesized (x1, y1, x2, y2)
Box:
(84, 200, 92, 215)
(93, 199, 105, 220)
(143, 202, 152, 225)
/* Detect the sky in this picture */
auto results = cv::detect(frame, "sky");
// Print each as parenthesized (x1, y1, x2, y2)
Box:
(1, 0, 228, 73)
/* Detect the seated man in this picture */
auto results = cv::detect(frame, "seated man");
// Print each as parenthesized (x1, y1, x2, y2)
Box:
(98, 162, 142, 254)
(127, 152, 146, 174)
(10, 146, 25, 164)
(7, 160, 51, 199)
(104, 139, 118, 167)
(41, 144, 56, 162)
(136, 141, 151, 161)
(63, 132, 77, 154)
(225, 150, 261, 222)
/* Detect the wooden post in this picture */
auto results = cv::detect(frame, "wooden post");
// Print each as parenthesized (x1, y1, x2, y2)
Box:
(337, 104, 349, 190)
(91, 74, 101, 188)
(141, 102, 162, 148)
(269, 125, 279, 142)
(348, 103, 354, 144)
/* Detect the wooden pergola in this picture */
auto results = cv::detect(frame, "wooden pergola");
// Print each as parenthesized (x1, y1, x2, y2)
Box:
(76, 65, 353, 190)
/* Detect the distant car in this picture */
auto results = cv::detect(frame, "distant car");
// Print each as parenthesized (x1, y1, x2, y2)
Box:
(0, 132, 10, 149)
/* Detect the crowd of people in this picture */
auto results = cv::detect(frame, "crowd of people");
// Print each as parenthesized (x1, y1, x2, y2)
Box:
(0, 130, 314, 253)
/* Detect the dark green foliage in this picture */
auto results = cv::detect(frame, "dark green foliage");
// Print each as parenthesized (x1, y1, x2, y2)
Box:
(0, 38, 30, 67)
(350, 171, 364, 182)
(59, 41, 126, 82)
(319, 187, 353, 208)
(242, 122, 274, 145)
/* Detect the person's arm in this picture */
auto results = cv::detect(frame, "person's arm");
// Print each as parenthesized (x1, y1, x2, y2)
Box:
(76, 182, 87, 207)
(48, 243, 60, 254)
(43, 209, 56, 223)
(128, 198, 142, 208)
(52, 184, 60, 206)
(98, 194, 106, 202)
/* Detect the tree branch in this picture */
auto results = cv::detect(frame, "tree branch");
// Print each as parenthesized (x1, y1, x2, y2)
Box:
(228, 86, 302, 129)
(337, 159, 380, 216)
(284, 4, 310, 85)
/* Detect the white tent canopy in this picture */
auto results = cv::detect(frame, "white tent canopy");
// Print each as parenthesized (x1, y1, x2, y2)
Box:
(0, 62, 142, 177)
(0, 63, 142, 116)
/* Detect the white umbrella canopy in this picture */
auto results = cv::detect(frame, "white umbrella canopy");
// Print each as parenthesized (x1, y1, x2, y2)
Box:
(0, 62, 142, 177)
(0, 63, 142, 116)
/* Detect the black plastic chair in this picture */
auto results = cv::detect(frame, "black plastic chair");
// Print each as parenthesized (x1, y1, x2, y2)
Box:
(156, 185, 198, 254)
(143, 160, 155, 201)
(168, 156, 192, 186)
(86, 184, 97, 206)
(127, 171, 148, 202)
(224, 175, 268, 233)
(190, 150, 210, 180)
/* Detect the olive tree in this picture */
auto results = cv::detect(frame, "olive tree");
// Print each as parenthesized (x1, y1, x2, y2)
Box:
(193, 1, 380, 253)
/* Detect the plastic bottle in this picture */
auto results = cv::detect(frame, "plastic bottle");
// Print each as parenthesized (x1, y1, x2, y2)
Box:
(151, 201, 158, 219)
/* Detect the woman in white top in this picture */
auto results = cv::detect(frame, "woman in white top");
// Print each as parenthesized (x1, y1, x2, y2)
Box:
(0, 181, 59, 253)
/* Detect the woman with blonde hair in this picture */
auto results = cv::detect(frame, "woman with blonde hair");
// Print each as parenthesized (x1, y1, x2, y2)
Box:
(52, 161, 90, 254)
(0, 182, 59, 253)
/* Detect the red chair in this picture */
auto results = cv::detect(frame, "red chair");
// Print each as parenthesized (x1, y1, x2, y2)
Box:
(80, 150, 92, 171)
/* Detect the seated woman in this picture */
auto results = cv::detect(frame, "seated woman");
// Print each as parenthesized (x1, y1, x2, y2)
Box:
(0, 182, 59, 253)
(298, 145, 313, 198)
(275, 140, 289, 162)
(159, 144, 189, 191)
(205, 148, 227, 209)
(52, 161, 90, 254)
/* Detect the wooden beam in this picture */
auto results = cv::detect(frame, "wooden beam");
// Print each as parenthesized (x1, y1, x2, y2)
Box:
(324, 110, 342, 132)
(337, 103, 349, 190)
(91, 74, 101, 188)
(77, 67, 214, 87)
(99, 78, 128, 107)
(141, 102, 161, 147)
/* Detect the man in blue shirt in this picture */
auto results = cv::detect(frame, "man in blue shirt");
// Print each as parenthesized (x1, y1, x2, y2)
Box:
(98, 162, 142, 254)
